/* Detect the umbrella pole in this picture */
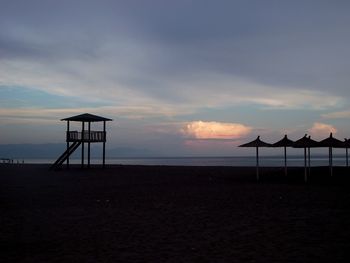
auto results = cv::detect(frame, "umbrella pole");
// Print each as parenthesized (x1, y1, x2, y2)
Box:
(256, 146, 259, 182)
(304, 147, 307, 183)
(328, 147, 330, 171)
(308, 147, 311, 177)
(284, 146, 287, 176)
(330, 147, 333, 177)
(346, 148, 349, 167)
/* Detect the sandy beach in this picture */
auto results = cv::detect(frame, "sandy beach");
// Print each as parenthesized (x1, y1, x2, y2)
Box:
(1, 164, 350, 262)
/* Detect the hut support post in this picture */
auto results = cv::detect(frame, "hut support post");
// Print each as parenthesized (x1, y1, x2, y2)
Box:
(88, 122, 91, 168)
(308, 147, 311, 176)
(304, 147, 307, 183)
(256, 146, 259, 182)
(329, 147, 333, 176)
(284, 146, 287, 176)
(81, 121, 85, 168)
(66, 121, 70, 169)
(103, 121, 106, 168)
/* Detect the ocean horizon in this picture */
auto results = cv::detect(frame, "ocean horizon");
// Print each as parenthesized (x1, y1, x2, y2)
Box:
(12, 155, 349, 167)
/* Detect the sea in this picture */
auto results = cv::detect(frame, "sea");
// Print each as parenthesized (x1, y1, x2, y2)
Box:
(17, 155, 349, 167)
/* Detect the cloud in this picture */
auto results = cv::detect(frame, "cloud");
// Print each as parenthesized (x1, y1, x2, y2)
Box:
(182, 121, 251, 140)
(177, 74, 343, 110)
(308, 122, 337, 139)
(0, 104, 196, 125)
(0, 1, 349, 116)
(1, 1, 350, 150)
(2, 57, 342, 120)
(322, 110, 350, 119)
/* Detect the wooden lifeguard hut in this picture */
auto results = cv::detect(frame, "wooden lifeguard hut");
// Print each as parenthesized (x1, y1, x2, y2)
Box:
(51, 113, 112, 170)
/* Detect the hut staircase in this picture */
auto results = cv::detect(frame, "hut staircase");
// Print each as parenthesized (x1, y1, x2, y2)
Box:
(50, 141, 81, 170)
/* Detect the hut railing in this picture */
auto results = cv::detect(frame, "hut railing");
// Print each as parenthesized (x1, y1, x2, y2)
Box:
(67, 131, 106, 142)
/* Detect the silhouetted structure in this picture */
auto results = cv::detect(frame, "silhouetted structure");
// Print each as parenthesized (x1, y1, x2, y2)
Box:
(271, 135, 294, 176)
(292, 134, 318, 182)
(239, 136, 271, 181)
(318, 133, 344, 176)
(240, 133, 350, 182)
(51, 113, 112, 170)
(342, 139, 350, 167)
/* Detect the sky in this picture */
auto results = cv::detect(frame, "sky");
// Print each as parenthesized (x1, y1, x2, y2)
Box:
(1, 0, 350, 156)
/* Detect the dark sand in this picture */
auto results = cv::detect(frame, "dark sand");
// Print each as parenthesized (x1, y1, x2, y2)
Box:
(1, 164, 350, 262)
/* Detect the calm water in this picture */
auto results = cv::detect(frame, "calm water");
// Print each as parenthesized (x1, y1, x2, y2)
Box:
(21, 155, 349, 167)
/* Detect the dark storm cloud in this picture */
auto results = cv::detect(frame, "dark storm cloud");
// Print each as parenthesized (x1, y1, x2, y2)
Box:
(78, 0, 350, 96)
(1, 0, 350, 101)
(125, 0, 350, 94)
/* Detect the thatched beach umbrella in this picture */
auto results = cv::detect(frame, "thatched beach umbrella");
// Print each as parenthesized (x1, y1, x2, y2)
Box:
(293, 134, 318, 182)
(271, 135, 294, 176)
(319, 133, 345, 176)
(239, 136, 271, 181)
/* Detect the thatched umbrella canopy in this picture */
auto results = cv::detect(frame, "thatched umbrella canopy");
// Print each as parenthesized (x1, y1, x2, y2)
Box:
(271, 135, 294, 176)
(239, 136, 271, 181)
(318, 133, 343, 176)
(293, 134, 318, 182)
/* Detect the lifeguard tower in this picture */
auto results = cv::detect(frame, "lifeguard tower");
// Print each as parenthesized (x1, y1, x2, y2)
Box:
(51, 113, 112, 170)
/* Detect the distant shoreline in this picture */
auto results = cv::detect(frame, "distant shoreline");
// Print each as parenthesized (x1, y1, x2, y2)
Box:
(2, 155, 349, 167)
(1, 163, 349, 185)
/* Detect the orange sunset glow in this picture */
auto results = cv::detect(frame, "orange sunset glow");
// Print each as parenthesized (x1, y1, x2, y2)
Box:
(183, 121, 251, 140)
(308, 122, 338, 139)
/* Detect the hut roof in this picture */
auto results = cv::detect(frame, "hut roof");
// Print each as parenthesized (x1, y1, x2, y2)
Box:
(293, 134, 318, 148)
(333, 138, 350, 148)
(318, 133, 344, 148)
(344, 139, 350, 146)
(271, 135, 294, 147)
(239, 136, 271, 147)
(61, 113, 113, 122)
